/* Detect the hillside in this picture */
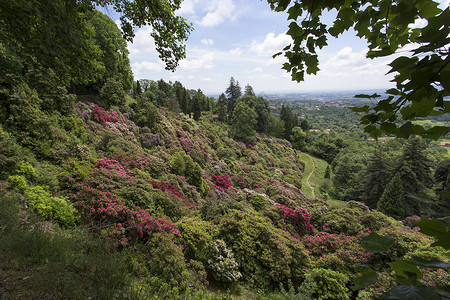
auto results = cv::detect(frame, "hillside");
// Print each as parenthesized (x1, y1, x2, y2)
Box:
(1, 95, 448, 299)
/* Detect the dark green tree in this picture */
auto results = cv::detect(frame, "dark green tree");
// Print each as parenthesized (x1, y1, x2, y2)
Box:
(216, 93, 228, 122)
(300, 119, 309, 131)
(229, 101, 257, 144)
(377, 173, 405, 219)
(290, 126, 307, 151)
(280, 104, 298, 140)
(192, 90, 202, 121)
(434, 159, 450, 215)
(244, 84, 255, 96)
(133, 80, 142, 99)
(240, 95, 271, 133)
(395, 138, 434, 215)
(361, 150, 392, 208)
(225, 77, 242, 119)
(267, 0, 449, 139)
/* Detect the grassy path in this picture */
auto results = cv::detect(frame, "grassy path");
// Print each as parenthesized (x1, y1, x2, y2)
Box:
(298, 152, 316, 199)
(298, 152, 346, 206)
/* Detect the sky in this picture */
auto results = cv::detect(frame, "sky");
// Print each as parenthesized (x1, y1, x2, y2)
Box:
(99, 0, 449, 95)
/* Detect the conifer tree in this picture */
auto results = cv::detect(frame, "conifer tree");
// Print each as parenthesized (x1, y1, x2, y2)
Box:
(377, 173, 405, 219)
(244, 84, 255, 96)
(216, 93, 228, 122)
(324, 165, 331, 179)
(192, 90, 202, 121)
(280, 105, 298, 140)
(395, 138, 434, 215)
(225, 77, 242, 119)
(362, 150, 392, 208)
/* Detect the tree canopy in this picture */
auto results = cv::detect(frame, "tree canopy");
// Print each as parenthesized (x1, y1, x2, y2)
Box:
(0, 0, 192, 86)
(267, 0, 449, 140)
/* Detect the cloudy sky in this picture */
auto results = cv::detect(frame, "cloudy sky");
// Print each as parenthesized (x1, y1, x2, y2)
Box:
(100, 0, 449, 95)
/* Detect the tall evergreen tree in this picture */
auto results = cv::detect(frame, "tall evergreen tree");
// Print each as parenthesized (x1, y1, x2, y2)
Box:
(377, 173, 405, 219)
(434, 159, 450, 215)
(280, 104, 298, 140)
(192, 90, 202, 121)
(395, 138, 434, 215)
(225, 77, 242, 119)
(216, 93, 228, 122)
(362, 150, 392, 208)
(244, 84, 255, 96)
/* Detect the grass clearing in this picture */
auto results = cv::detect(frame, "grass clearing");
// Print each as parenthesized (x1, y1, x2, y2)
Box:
(298, 152, 329, 199)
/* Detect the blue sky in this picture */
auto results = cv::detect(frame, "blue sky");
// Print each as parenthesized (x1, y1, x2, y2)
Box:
(100, 0, 449, 94)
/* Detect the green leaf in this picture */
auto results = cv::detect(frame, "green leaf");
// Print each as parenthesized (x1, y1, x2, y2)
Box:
(381, 123, 397, 135)
(350, 105, 369, 113)
(386, 88, 401, 95)
(361, 232, 395, 253)
(354, 93, 380, 99)
(351, 268, 378, 291)
(388, 260, 422, 279)
(414, 217, 450, 249)
(409, 256, 450, 269)
(388, 56, 413, 73)
(384, 285, 441, 300)
(422, 126, 449, 141)
(398, 122, 414, 138)
(415, 217, 447, 237)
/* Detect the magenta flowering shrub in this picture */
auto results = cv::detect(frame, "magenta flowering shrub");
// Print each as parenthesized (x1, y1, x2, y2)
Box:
(92, 104, 125, 125)
(149, 180, 194, 208)
(301, 232, 370, 271)
(275, 204, 314, 237)
(211, 174, 233, 192)
(73, 185, 181, 246)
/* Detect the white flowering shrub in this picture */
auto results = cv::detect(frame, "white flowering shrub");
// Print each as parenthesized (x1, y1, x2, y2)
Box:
(207, 239, 242, 282)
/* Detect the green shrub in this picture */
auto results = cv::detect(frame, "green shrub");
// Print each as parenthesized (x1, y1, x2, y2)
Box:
(177, 216, 217, 262)
(298, 268, 350, 300)
(7, 175, 28, 190)
(17, 161, 37, 179)
(25, 186, 76, 227)
(100, 78, 127, 107)
(248, 193, 269, 211)
(171, 151, 209, 197)
(217, 210, 310, 289)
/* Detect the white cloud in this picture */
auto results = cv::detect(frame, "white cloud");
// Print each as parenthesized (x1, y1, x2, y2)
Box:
(229, 47, 242, 56)
(132, 61, 164, 77)
(128, 26, 158, 60)
(180, 53, 215, 71)
(177, 0, 200, 15)
(245, 67, 263, 73)
(409, 18, 428, 29)
(198, 0, 236, 27)
(325, 47, 367, 68)
(250, 32, 292, 57)
(202, 77, 213, 82)
(201, 38, 214, 46)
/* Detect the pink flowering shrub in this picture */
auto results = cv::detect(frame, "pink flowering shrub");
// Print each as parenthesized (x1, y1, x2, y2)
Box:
(73, 185, 181, 246)
(275, 204, 314, 237)
(211, 174, 233, 192)
(301, 232, 370, 271)
(92, 104, 125, 125)
(149, 180, 194, 208)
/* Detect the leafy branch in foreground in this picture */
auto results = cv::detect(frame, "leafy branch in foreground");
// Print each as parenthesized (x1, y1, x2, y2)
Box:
(268, 0, 449, 139)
